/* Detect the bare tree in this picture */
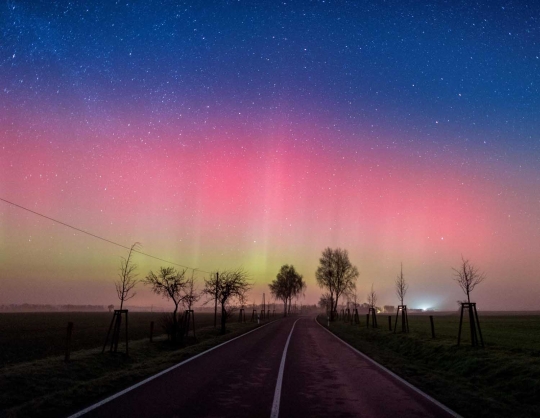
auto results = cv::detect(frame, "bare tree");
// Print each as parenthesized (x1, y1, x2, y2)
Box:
(395, 262, 408, 306)
(183, 271, 201, 311)
(203, 268, 251, 334)
(367, 283, 377, 310)
(144, 267, 188, 343)
(269, 265, 306, 317)
(452, 256, 486, 303)
(318, 293, 332, 311)
(315, 248, 359, 321)
(115, 242, 140, 310)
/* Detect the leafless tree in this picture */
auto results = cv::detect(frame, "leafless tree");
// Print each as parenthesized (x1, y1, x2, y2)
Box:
(269, 264, 306, 317)
(367, 283, 377, 310)
(115, 242, 140, 310)
(315, 247, 359, 321)
(203, 268, 251, 334)
(452, 256, 486, 303)
(395, 262, 408, 306)
(318, 293, 332, 311)
(183, 271, 201, 311)
(144, 267, 188, 343)
(347, 283, 359, 310)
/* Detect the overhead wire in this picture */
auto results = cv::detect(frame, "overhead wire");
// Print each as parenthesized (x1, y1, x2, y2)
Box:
(0, 196, 211, 274)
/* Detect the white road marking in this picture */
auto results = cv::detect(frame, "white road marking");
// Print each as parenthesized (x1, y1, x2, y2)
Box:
(68, 320, 277, 418)
(316, 317, 462, 418)
(270, 317, 301, 418)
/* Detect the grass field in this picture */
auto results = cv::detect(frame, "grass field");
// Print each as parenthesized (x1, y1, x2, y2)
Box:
(0, 311, 217, 367)
(0, 314, 273, 418)
(320, 313, 540, 418)
(382, 312, 540, 352)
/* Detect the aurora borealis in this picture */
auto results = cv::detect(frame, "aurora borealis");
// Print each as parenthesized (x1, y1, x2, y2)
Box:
(1, 1, 539, 310)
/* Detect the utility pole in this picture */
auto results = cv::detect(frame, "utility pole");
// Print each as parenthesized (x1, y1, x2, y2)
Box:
(214, 272, 219, 328)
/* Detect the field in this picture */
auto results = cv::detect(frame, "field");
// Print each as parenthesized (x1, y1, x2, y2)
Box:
(321, 312, 540, 418)
(0, 312, 269, 417)
(387, 312, 540, 352)
(0, 311, 217, 367)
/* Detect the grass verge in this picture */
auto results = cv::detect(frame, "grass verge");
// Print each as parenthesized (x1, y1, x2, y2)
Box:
(317, 315, 540, 418)
(0, 320, 271, 418)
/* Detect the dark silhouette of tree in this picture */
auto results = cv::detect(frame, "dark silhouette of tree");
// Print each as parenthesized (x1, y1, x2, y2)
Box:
(315, 247, 359, 321)
(318, 293, 332, 310)
(115, 242, 140, 310)
(107, 304, 114, 313)
(395, 262, 408, 306)
(367, 283, 377, 310)
(203, 269, 251, 334)
(144, 267, 187, 343)
(269, 265, 306, 317)
(453, 256, 486, 303)
(184, 271, 201, 311)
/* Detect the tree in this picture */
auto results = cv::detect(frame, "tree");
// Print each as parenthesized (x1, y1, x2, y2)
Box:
(367, 283, 377, 309)
(318, 293, 332, 311)
(269, 265, 306, 317)
(144, 267, 188, 343)
(395, 262, 408, 306)
(115, 242, 140, 310)
(315, 248, 359, 321)
(205, 272, 220, 328)
(452, 256, 486, 303)
(203, 269, 251, 334)
(107, 304, 114, 313)
(184, 271, 201, 311)
(394, 263, 409, 333)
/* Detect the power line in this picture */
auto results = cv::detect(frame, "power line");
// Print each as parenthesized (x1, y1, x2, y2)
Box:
(0, 197, 210, 274)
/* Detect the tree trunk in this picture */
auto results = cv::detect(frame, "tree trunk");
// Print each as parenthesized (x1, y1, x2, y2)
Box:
(283, 300, 287, 317)
(172, 305, 178, 344)
(214, 273, 219, 328)
(220, 304, 227, 334)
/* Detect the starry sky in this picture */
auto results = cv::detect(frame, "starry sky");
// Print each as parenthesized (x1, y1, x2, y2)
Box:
(1, 0, 539, 311)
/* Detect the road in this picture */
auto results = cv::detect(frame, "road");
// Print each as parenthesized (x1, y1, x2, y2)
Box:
(72, 316, 459, 418)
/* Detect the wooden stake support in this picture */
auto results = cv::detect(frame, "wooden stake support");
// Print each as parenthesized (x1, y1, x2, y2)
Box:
(182, 309, 196, 340)
(65, 322, 74, 362)
(367, 307, 378, 328)
(239, 308, 246, 322)
(393, 305, 409, 334)
(102, 309, 129, 355)
(458, 302, 484, 347)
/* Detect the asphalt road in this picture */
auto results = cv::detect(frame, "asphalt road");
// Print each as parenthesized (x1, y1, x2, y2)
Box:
(73, 316, 458, 418)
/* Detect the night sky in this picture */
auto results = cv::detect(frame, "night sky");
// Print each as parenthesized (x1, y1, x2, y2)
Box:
(1, 0, 539, 310)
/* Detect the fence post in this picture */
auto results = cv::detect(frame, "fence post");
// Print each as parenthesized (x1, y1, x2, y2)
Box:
(65, 322, 74, 362)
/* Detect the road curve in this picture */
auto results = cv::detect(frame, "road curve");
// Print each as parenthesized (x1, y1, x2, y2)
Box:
(72, 316, 459, 418)
(280, 317, 457, 418)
